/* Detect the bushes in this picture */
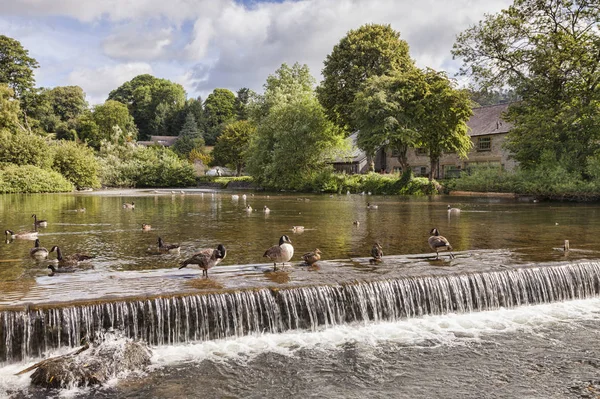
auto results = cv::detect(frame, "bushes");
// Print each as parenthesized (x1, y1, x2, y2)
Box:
(0, 164, 74, 193)
(0, 130, 53, 169)
(97, 144, 196, 188)
(52, 140, 100, 189)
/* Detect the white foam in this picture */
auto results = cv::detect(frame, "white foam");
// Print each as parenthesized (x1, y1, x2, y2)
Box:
(151, 297, 600, 367)
(2, 298, 600, 396)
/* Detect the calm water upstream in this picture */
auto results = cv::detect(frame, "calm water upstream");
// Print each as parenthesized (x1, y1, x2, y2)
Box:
(1, 189, 600, 398)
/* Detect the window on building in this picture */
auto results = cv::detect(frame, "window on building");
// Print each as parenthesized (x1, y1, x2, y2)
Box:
(391, 148, 399, 157)
(420, 166, 427, 176)
(477, 137, 492, 151)
(443, 165, 461, 179)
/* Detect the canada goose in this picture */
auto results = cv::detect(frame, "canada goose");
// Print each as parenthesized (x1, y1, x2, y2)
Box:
(292, 226, 305, 233)
(142, 223, 152, 231)
(302, 248, 322, 265)
(264, 235, 294, 271)
(179, 244, 227, 277)
(242, 194, 247, 200)
(371, 242, 383, 262)
(264, 205, 270, 214)
(31, 214, 48, 227)
(30, 239, 48, 259)
(367, 202, 378, 210)
(353, 220, 360, 226)
(428, 228, 455, 259)
(75, 208, 86, 213)
(49, 246, 94, 267)
(232, 195, 239, 200)
(447, 205, 461, 214)
(246, 205, 253, 212)
(157, 237, 180, 254)
(5, 229, 38, 239)
(47, 265, 75, 275)
(123, 202, 135, 209)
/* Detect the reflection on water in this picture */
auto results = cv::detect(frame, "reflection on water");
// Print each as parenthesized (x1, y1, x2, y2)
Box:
(1, 190, 600, 295)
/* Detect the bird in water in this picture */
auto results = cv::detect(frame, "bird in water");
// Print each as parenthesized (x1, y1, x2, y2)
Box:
(142, 223, 152, 231)
(47, 265, 75, 275)
(246, 204, 253, 212)
(49, 246, 94, 267)
(31, 214, 48, 227)
(123, 202, 135, 209)
(157, 237, 180, 254)
(5, 229, 38, 240)
(447, 205, 461, 214)
(367, 202, 378, 210)
(264, 235, 294, 271)
(30, 239, 48, 259)
(353, 220, 360, 226)
(179, 244, 227, 278)
(292, 226, 305, 233)
(428, 228, 455, 259)
(371, 242, 383, 263)
(302, 248, 322, 266)
(263, 205, 270, 214)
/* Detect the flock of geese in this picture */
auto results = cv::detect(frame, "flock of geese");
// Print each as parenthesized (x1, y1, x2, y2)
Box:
(5, 202, 460, 279)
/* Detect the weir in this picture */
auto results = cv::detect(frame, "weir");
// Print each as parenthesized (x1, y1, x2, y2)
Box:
(2, 259, 600, 363)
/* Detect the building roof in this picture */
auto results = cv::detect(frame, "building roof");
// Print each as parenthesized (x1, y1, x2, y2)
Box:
(138, 135, 178, 147)
(467, 103, 513, 137)
(330, 132, 367, 164)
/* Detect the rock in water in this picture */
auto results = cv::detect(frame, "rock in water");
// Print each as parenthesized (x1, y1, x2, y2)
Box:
(28, 338, 151, 388)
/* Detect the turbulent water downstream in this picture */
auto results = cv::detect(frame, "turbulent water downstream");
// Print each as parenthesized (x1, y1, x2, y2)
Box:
(1, 190, 600, 398)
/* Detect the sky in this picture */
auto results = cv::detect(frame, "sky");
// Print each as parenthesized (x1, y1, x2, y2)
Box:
(0, 0, 512, 105)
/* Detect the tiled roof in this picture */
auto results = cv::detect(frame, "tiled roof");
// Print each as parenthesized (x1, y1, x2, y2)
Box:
(330, 132, 367, 163)
(467, 103, 514, 137)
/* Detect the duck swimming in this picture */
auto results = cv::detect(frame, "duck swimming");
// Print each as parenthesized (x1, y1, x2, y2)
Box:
(157, 237, 180, 254)
(30, 239, 48, 259)
(32, 214, 48, 227)
(5, 229, 38, 240)
(49, 246, 94, 267)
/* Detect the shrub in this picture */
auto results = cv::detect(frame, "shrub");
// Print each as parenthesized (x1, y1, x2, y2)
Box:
(0, 164, 73, 193)
(52, 140, 100, 189)
(0, 130, 54, 169)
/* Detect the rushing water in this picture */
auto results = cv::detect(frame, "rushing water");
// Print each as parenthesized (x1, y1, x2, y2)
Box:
(2, 190, 600, 398)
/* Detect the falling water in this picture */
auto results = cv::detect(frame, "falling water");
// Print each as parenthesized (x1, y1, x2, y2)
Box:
(2, 262, 600, 363)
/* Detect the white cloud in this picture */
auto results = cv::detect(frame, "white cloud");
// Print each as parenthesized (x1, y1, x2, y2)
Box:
(67, 63, 153, 104)
(2, 0, 514, 102)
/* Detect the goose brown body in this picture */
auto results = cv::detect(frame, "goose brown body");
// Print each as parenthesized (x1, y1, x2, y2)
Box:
(302, 248, 321, 265)
(32, 214, 48, 227)
(264, 235, 294, 270)
(30, 239, 48, 259)
(179, 244, 227, 277)
(123, 202, 135, 209)
(428, 228, 455, 259)
(371, 242, 383, 261)
(50, 246, 95, 267)
(157, 237, 180, 253)
(5, 229, 38, 239)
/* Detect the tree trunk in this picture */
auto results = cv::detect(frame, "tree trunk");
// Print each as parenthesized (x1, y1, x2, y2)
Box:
(236, 163, 242, 177)
(429, 157, 440, 180)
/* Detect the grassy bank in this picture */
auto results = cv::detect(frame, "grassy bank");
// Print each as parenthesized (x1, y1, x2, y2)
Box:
(199, 172, 439, 195)
(445, 167, 600, 201)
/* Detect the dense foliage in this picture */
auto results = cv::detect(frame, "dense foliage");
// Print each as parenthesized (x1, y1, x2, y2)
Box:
(453, 0, 600, 176)
(211, 120, 255, 176)
(317, 24, 413, 132)
(51, 140, 100, 189)
(0, 164, 73, 193)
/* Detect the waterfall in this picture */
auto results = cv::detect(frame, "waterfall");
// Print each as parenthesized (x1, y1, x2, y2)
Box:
(2, 262, 600, 363)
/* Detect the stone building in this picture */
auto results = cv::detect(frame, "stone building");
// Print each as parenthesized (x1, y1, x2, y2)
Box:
(384, 103, 517, 178)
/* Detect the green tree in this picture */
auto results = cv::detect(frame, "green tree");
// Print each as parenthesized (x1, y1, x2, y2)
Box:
(108, 74, 186, 140)
(0, 84, 25, 131)
(234, 87, 254, 120)
(417, 70, 473, 180)
(453, 0, 600, 174)
(0, 129, 54, 169)
(247, 63, 343, 189)
(173, 112, 204, 157)
(317, 24, 414, 132)
(203, 88, 236, 145)
(31, 86, 88, 140)
(0, 35, 39, 98)
(212, 120, 256, 176)
(91, 100, 137, 148)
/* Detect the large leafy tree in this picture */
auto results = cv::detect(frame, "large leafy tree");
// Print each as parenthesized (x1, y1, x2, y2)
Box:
(0, 35, 38, 98)
(32, 86, 88, 139)
(108, 74, 186, 140)
(353, 69, 472, 179)
(246, 63, 343, 189)
(203, 88, 236, 145)
(212, 120, 256, 176)
(317, 24, 414, 132)
(0, 84, 24, 131)
(453, 0, 600, 174)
